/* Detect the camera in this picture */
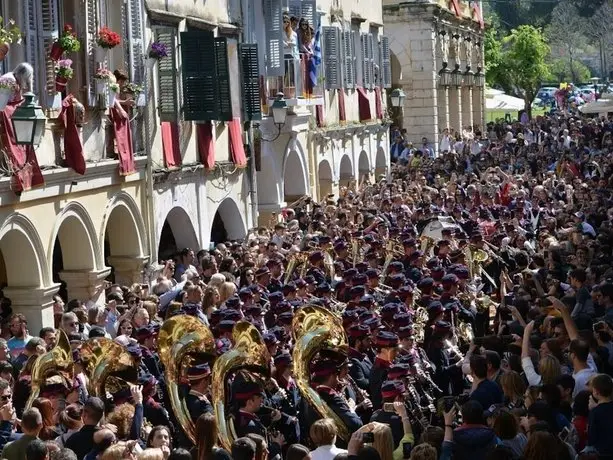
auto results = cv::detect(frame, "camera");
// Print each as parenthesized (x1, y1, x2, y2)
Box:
(363, 432, 374, 443)
(402, 442, 412, 459)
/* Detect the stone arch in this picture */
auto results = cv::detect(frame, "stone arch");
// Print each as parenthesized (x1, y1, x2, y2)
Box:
(100, 192, 147, 259)
(211, 197, 247, 243)
(49, 202, 101, 273)
(318, 159, 333, 200)
(358, 150, 371, 183)
(0, 213, 49, 287)
(283, 149, 308, 203)
(339, 154, 353, 187)
(158, 206, 200, 260)
(375, 146, 388, 179)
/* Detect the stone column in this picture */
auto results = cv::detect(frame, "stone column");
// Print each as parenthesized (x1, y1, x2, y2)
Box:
(60, 268, 112, 304)
(449, 85, 462, 133)
(2, 286, 60, 332)
(462, 86, 474, 129)
(472, 86, 484, 131)
(106, 256, 149, 286)
(437, 87, 450, 137)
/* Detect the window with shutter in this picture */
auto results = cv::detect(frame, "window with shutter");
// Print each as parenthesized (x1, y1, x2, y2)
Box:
(23, 0, 38, 95)
(41, 0, 60, 106)
(342, 30, 355, 89)
(360, 33, 375, 90)
(264, 0, 283, 77)
(127, 0, 145, 85)
(85, 0, 99, 106)
(239, 43, 262, 121)
(300, 0, 316, 28)
(368, 33, 376, 89)
(179, 30, 218, 121)
(380, 35, 392, 88)
(214, 38, 233, 122)
(288, 0, 302, 20)
(322, 26, 340, 90)
(155, 28, 179, 122)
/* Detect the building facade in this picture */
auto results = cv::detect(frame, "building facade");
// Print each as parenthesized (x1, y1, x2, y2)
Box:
(252, 0, 393, 225)
(383, 0, 486, 152)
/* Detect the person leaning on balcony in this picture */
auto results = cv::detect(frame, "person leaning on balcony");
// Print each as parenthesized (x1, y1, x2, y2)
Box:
(113, 69, 135, 110)
(298, 19, 314, 56)
(283, 15, 299, 60)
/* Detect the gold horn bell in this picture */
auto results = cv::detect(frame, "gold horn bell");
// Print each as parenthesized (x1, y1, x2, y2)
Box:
(158, 315, 217, 446)
(80, 337, 138, 397)
(212, 321, 271, 451)
(26, 330, 74, 409)
(292, 305, 350, 442)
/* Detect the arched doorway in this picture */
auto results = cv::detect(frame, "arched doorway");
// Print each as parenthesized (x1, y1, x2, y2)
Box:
(358, 151, 371, 184)
(211, 198, 246, 244)
(51, 204, 99, 301)
(158, 207, 199, 262)
(339, 154, 353, 188)
(283, 150, 308, 204)
(0, 216, 46, 289)
(102, 195, 148, 285)
(318, 160, 333, 200)
(375, 147, 388, 179)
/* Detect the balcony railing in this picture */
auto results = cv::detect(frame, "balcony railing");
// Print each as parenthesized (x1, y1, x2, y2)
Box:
(267, 54, 323, 106)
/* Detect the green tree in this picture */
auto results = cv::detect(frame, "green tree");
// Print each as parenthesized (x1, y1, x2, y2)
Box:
(549, 58, 591, 84)
(484, 26, 502, 87)
(499, 25, 551, 117)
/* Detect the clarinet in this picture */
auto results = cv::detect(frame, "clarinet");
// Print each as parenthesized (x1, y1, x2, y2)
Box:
(344, 374, 371, 405)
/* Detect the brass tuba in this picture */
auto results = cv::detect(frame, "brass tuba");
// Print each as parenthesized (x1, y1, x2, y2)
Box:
(292, 305, 350, 442)
(212, 321, 271, 451)
(80, 338, 138, 398)
(158, 315, 217, 446)
(26, 330, 74, 409)
(413, 306, 429, 344)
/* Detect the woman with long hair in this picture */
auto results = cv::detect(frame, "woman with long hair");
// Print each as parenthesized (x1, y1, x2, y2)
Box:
(56, 404, 83, 446)
(31, 397, 60, 441)
(356, 423, 395, 460)
(193, 412, 231, 460)
(524, 431, 572, 460)
(202, 287, 219, 319)
(217, 282, 236, 306)
(500, 371, 526, 410)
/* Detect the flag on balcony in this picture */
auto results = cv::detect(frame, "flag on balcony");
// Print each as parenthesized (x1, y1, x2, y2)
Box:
(309, 20, 322, 88)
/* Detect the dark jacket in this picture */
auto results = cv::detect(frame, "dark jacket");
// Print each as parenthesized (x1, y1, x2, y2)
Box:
(452, 425, 498, 460)
(65, 425, 98, 460)
(469, 379, 504, 410)
(1, 434, 39, 460)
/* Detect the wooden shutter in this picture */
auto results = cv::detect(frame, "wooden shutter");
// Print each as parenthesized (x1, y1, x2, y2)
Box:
(127, 0, 145, 84)
(380, 35, 392, 88)
(367, 33, 375, 90)
(156, 28, 178, 122)
(342, 30, 355, 89)
(360, 33, 374, 89)
(239, 43, 262, 121)
(41, 0, 60, 105)
(264, 0, 283, 77)
(323, 26, 340, 90)
(214, 38, 233, 122)
(301, 0, 316, 28)
(288, 0, 302, 19)
(85, 0, 100, 106)
(23, 0, 38, 95)
(179, 30, 217, 121)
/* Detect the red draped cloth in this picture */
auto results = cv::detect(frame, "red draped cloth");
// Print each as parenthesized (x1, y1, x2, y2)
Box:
(197, 122, 215, 169)
(110, 103, 135, 175)
(59, 95, 86, 175)
(161, 121, 181, 168)
(228, 118, 247, 168)
(0, 100, 44, 192)
(338, 89, 346, 123)
(374, 87, 383, 120)
(357, 87, 372, 122)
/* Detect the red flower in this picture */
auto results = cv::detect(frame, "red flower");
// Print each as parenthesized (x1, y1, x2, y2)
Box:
(63, 24, 73, 33)
(97, 26, 121, 48)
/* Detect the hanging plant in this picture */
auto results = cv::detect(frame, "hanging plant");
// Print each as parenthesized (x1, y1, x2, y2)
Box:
(94, 68, 114, 81)
(148, 41, 168, 60)
(0, 75, 17, 110)
(55, 59, 73, 92)
(50, 24, 80, 60)
(125, 82, 143, 95)
(97, 26, 121, 49)
(0, 17, 22, 61)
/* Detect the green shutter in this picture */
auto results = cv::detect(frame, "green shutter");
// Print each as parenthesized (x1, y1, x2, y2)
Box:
(239, 43, 262, 121)
(156, 28, 178, 121)
(214, 37, 233, 122)
(180, 30, 218, 121)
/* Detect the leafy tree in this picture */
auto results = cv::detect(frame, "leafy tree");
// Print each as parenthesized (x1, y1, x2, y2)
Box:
(549, 58, 591, 84)
(499, 25, 551, 117)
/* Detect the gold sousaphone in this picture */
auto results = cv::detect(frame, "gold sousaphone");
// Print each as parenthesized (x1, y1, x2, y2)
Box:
(211, 321, 271, 451)
(158, 315, 217, 446)
(26, 330, 74, 409)
(292, 305, 350, 442)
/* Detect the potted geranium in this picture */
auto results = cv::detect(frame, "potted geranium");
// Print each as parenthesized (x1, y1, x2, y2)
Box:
(108, 82, 119, 106)
(96, 26, 120, 60)
(94, 67, 114, 95)
(146, 41, 167, 68)
(55, 59, 73, 92)
(0, 75, 16, 110)
(50, 24, 80, 60)
(0, 17, 22, 61)
(125, 82, 146, 106)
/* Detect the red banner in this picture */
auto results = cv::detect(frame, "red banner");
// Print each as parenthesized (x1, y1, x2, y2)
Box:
(161, 121, 181, 168)
(59, 95, 86, 175)
(110, 105, 135, 176)
(196, 122, 215, 170)
(228, 118, 247, 168)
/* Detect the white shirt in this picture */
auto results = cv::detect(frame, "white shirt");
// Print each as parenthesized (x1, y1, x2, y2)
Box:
(310, 445, 347, 460)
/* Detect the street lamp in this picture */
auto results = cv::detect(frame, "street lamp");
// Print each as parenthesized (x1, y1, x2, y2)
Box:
(464, 67, 475, 87)
(451, 64, 463, 87)
(390, 88, 406, 108)
(439, 62, 452, 87)
(474, 66, 485, 88)
(11, 92, 47, 146)
(260, 92, 288, 142)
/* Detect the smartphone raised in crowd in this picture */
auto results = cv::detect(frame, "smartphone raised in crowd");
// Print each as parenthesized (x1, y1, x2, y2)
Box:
(383, 402, 395, 413)
(363, 432, 374, 444)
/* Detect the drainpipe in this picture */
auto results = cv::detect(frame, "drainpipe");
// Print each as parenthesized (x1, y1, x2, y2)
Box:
(242, 0, 259, 229)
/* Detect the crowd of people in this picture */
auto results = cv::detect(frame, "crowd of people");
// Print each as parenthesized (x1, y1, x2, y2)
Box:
(0, 109, 612, 460)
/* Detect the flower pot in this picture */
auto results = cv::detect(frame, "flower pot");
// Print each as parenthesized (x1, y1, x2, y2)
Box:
(0, 43, 10, 61)
(146, 57, 156, 69)
(55, 76, 69, 92)
(0, 88, 11, 111)
(50, 42, 63, 60)
(95, 47, 107, 61)
(136, 92, 146, 107)
(96, 81, 107, 95)
(108, 91, 117, 107)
